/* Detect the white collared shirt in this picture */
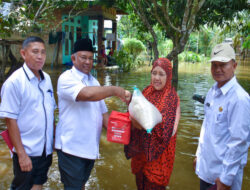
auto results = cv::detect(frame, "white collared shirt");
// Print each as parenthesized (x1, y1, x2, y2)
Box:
(0, 63, 56, 156)
(196, 76, 250, 189)
(55, 66, 108, 159)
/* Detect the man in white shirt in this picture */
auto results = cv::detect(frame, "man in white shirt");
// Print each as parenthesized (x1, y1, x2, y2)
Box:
(0, 36, 56, 190)
(55, 38, 131, 190)
(194, 43, 250, 190)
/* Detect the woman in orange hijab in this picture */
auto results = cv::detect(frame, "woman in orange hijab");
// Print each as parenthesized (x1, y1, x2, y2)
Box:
(125, 58, 181, 190)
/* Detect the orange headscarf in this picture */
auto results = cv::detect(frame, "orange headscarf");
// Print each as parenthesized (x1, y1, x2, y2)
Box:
(143, 58, 174, 112)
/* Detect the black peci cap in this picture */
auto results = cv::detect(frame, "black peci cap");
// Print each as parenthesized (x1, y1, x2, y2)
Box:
(72, 38, 93, 54)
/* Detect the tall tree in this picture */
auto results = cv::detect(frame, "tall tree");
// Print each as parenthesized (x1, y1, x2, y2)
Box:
(117, 0, 248, 87)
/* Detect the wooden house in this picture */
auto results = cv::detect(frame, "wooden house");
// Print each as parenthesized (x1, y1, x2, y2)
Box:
(0, 4, 126, 69)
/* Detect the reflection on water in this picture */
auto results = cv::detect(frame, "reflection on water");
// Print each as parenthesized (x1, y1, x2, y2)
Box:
(0, 61, 249, 190)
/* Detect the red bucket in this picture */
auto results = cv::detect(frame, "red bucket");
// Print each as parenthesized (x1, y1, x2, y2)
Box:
(107, 111, 131, 145)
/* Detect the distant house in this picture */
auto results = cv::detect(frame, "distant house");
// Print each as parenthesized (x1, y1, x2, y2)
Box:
(0, 3, 126, 67)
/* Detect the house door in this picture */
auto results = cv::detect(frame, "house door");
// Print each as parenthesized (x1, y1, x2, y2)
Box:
(62, 15, 89, 65)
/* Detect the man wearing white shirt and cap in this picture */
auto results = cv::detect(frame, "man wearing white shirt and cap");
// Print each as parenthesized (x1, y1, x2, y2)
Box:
(0, 36, 56, 190)
(55, 38, 131, 190)
(194, 43, 250, 190)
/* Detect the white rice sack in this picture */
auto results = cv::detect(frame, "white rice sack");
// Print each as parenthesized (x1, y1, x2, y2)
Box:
(128, 87, 162, 133)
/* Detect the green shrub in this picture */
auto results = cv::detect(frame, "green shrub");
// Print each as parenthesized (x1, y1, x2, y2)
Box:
(114, 38, 146, 72)
(242, 35, 250, 49)
(179, 51, 202, 62)
(123, 38, 146, 60)
(113, 49, 133, 72)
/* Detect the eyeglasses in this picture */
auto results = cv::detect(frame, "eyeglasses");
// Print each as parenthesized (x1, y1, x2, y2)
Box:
(78, 56, 94, 62)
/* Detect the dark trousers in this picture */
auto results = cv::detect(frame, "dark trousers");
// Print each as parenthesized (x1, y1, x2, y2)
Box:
(57, 150, 95, 190)
(200, 179, 214, 190)
(10, 150, 52, 190)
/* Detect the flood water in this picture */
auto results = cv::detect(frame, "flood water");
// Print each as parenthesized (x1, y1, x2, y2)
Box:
(0, 60, 249, 190)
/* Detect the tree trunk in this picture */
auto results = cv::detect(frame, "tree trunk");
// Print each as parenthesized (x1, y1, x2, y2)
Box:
(0, 44, 10, 82)
(172, 54, 178, 89)
(6, 48, 22, 79)
(151, 39, 159, 61)
(0, 45, 5, 82)
(167, 38, 183, 90)
(0, 40, 22, 82)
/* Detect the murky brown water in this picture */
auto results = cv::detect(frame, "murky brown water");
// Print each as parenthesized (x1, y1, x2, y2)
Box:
(0, 60, 249, 190)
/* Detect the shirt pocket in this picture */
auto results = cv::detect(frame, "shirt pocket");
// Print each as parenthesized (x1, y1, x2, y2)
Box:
(45, 90, 56, 114)
(214, 109, 228, 135)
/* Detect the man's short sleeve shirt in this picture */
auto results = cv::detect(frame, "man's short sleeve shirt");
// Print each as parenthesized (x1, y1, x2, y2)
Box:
(55, 67, 108, 159)
(0, 63, 56, 156)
